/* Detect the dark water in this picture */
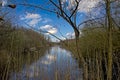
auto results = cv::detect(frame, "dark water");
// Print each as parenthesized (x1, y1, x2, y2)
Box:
(10, 46, 83, 80)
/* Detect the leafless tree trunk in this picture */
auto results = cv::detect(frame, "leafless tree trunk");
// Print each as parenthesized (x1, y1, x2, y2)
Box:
(105, 0, 113, 80)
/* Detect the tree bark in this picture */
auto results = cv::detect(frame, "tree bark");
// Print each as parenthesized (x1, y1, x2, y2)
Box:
(106, 0, 113, 80)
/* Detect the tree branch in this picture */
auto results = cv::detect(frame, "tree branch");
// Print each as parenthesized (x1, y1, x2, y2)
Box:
(18, 3, 57, 14)
(69, 0, 80, 18)
(49, 0, 69, 18)
(78, 16, 105, 29)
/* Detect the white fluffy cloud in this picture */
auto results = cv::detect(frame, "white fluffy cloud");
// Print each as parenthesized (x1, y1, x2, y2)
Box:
(20, 12, 52, 26)
(40, 25, 57, 34)
(20, 12, 42, 26)
(66, 32, 75, 39)
(28, 19, 40, 26)
(25, 13, 41, 19)
(78, 0, 101, 13)
(41, 54, 57, 65)
(62, 0, 102, 14)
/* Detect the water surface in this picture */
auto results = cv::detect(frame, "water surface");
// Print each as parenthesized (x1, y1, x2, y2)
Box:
(10, 46, 83, 80)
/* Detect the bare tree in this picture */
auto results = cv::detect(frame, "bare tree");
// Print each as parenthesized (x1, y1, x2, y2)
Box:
(105, 0, 113, 80)
(20, 0, 80, 38)
(18, 0, 89, 79)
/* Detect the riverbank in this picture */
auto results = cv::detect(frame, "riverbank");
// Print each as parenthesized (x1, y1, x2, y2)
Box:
(60, 26, 120, 80)
(0, 22, 51, 80)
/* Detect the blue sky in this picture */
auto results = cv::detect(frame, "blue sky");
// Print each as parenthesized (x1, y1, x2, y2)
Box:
(1, 0, 104, 42)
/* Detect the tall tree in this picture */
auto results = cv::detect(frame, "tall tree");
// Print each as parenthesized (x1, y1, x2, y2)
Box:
(19, 0, 89, 79)
(105, 0, 113, 80)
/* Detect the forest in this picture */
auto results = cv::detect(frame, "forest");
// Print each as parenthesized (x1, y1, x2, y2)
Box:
(0, 0, 120, 80)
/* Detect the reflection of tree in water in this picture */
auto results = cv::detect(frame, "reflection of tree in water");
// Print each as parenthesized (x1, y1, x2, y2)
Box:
(10, 46, 83, 80)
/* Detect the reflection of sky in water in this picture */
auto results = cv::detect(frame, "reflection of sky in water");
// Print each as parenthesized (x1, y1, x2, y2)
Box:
(10, 46, 83, 80)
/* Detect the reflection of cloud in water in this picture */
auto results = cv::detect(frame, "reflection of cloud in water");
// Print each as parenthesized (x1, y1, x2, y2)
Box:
(10, 46, 83, 80)
(22, 54, 57, 78)
(41, 60, 52, 65)
(46, 54, 57, 61)
(41, 54, 57, 65)
(25, 66, 40, 78)
(65, 52, 71, 57)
